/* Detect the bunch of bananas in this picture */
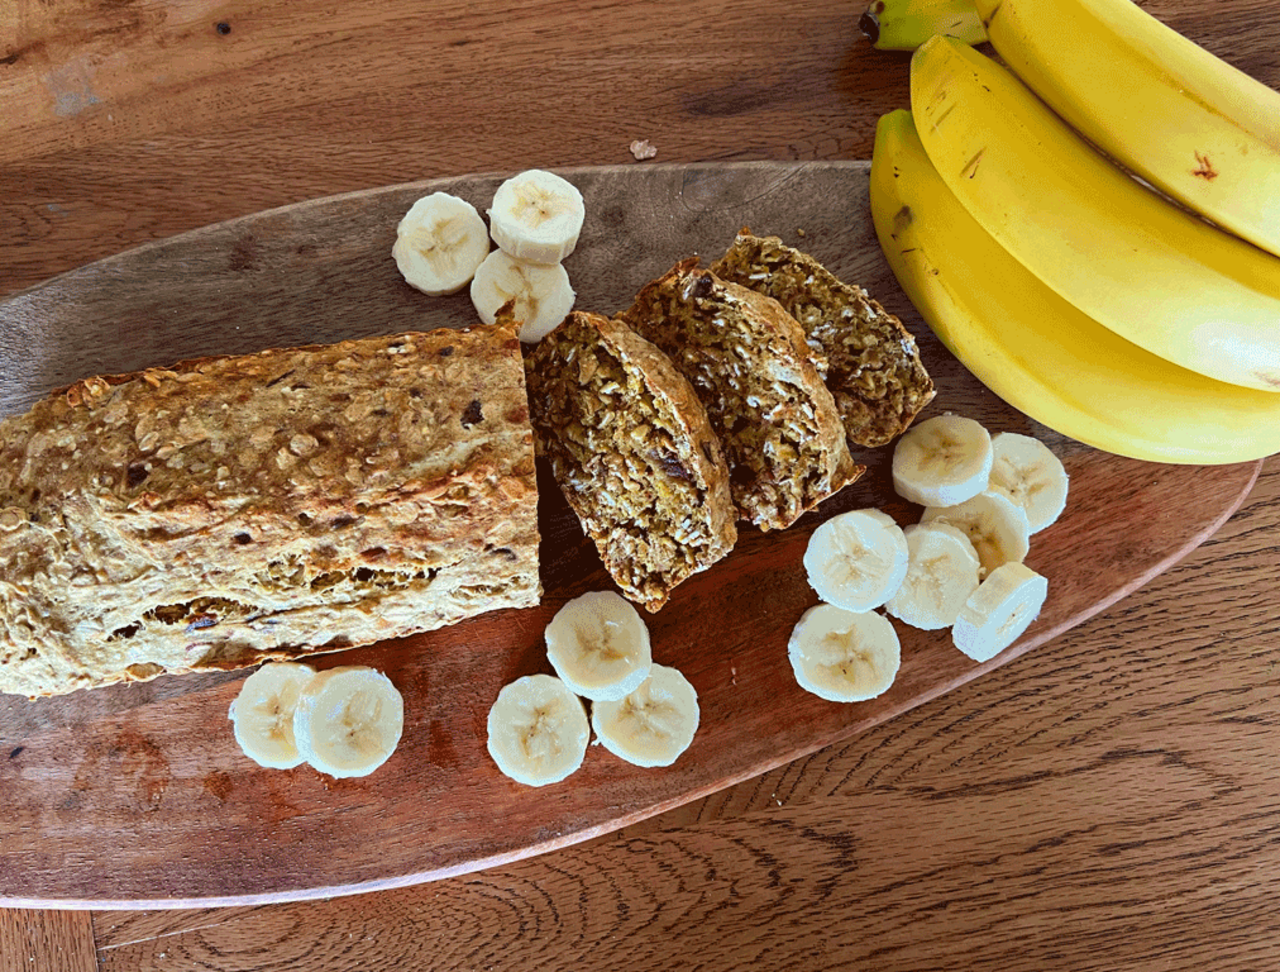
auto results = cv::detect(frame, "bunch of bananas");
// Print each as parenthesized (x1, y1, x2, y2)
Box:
(866, 0, 1280, 464)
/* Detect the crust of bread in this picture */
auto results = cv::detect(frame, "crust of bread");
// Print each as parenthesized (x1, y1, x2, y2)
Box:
(0, 318, 540, 698)
(619, 260, 863, 531)
(526, 311, 736, 611)
(711, 230, 935, 447)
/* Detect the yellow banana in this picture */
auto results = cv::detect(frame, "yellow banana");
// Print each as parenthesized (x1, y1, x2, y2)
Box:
(868, 108, 1280, 465)
(909, 36, 1280, 394)
(860, 0, 986, 51)
(975, 0, 1280, 260)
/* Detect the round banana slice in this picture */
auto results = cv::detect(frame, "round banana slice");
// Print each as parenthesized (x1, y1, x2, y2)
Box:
(892, 413, 993, 507)
(787, 603, 901, 703)
(228, 661, 317, 769)
(292, 666, 405, 779)
(545, 590, 653, 702)
(392, 192, 491, 296)
(591, 664, 700, 768)
(487, 674, 590, 786)
(921, 491, 1031, 578)
(488, 168, 585, 265)
(470, 248, 576, 343)
(952, 561, 1049, 663)
(885, 522, 981, 630)
(986, 432, 1069, 534)
(803, 508, 910, 613)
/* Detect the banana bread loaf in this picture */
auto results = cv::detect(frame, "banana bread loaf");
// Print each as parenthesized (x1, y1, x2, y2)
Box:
(0, 317, 540, 698)
(525, 311, 737, 612)
(619, 260, 863, 531)
(711, 230, 935, 447)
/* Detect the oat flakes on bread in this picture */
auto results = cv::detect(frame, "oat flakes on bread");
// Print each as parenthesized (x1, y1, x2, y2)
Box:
(525, 311, 737, 613)
(619, 259, 864, 532)
(711, 229, 935, 447)
(0, 317, 539, 698)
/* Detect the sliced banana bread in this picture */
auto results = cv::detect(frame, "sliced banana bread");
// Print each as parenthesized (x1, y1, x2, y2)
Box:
(618, 259, 863, 532)
(0, 317, 539, 698)
(711, 230, 935, 447)
(526, 311, 737, 612)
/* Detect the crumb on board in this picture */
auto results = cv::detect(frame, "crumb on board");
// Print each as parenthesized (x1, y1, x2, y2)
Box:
(630, 139, 658, 161)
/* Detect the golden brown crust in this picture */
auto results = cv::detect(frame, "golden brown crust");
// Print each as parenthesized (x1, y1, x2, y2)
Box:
(619, 261, 863, 531)
(526, 311, 736, 612)
(711, 230, 935, 447)
(0, 319, 540, 698)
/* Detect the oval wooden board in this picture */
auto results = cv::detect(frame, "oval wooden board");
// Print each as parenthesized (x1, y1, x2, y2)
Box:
(0, 162, 1260, 909)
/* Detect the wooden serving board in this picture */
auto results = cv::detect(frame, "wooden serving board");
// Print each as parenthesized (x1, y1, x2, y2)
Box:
(0, 162, 1260, 909)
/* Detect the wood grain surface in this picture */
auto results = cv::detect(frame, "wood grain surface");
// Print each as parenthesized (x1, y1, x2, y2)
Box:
(3, 0, 1280, 967)
(0, 161, 1259, 908)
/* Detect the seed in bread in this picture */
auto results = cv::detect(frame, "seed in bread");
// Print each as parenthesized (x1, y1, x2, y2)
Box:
(0, 317, 539, 698)
(710, 230, 935, 447)
(525, 311, 737, 612)
(619, 260, 864, 532)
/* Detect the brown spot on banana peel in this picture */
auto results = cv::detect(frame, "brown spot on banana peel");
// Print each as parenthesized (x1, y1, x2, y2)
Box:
(961, 148, 985, 179)
(1192, 151, 1218, 180)
(893, 205, 914, 233)
(930, 102, 957, 132)
(981, 1, 1002, 30)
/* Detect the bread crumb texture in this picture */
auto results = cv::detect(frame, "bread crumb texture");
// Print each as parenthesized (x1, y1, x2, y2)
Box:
(526, 311, 736, 612)
(711, 231, 935, 447)
(620, 260, 863, 532)
(0, 320, 540, 698)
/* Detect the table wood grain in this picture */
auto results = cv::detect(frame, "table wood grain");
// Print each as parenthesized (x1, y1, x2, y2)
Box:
(4, 0, 1280, 967)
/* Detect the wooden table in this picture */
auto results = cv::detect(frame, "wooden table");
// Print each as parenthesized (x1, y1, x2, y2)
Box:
(3, 0, 1279, 968)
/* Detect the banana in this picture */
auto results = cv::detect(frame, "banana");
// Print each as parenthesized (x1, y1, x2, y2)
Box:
(292, 666, 405, 779)
(910, 36, 1280, 393)
(951, 561, 1048, 662)
(803, 508, 909, 613)
(470, 248, 576, 343)
(487, 169, 585, 265)
(227, 661, 317, 769)
(487, 673, 590, 786)
(892, 413, 992, 508)
(921, 491, 1030, 578)
(544, 590, 653, 702)
(975, 0, 1280, 260)
(860, 0, 987, 51)
(787, 603, 901, 703)
(869, 109, 1280, 465)
(590, 664, 700, 768)
(986, 433, 1068, 534)
(884, 522, 980, 630)
(392, 192, 491, 296)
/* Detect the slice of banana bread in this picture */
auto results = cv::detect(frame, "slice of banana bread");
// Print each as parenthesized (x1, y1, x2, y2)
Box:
(711, 230, 935, 447)
(618, 260, 863, 532)
(525, 311, 737, 612)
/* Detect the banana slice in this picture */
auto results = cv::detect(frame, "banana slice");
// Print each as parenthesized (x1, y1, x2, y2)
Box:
(392, 192, 491, 296)
(228, 661, 317, 769)
(921, 491, 1031, 578)
(470, 248, 576, 343)
(952, 561, 1049, 662)
(488, 169, 585, 265)
(487, 673, 591, 786)
(986, 432, 1069, 534)
(885, 522, 981, 630)
(292, 665, 405, 779)
(803, 509, 910, 613)
(787, 603, 901, 703)
(590, 664, 700, 768)
(545, 590, 653, 702)
(892, 413, 993, 507)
